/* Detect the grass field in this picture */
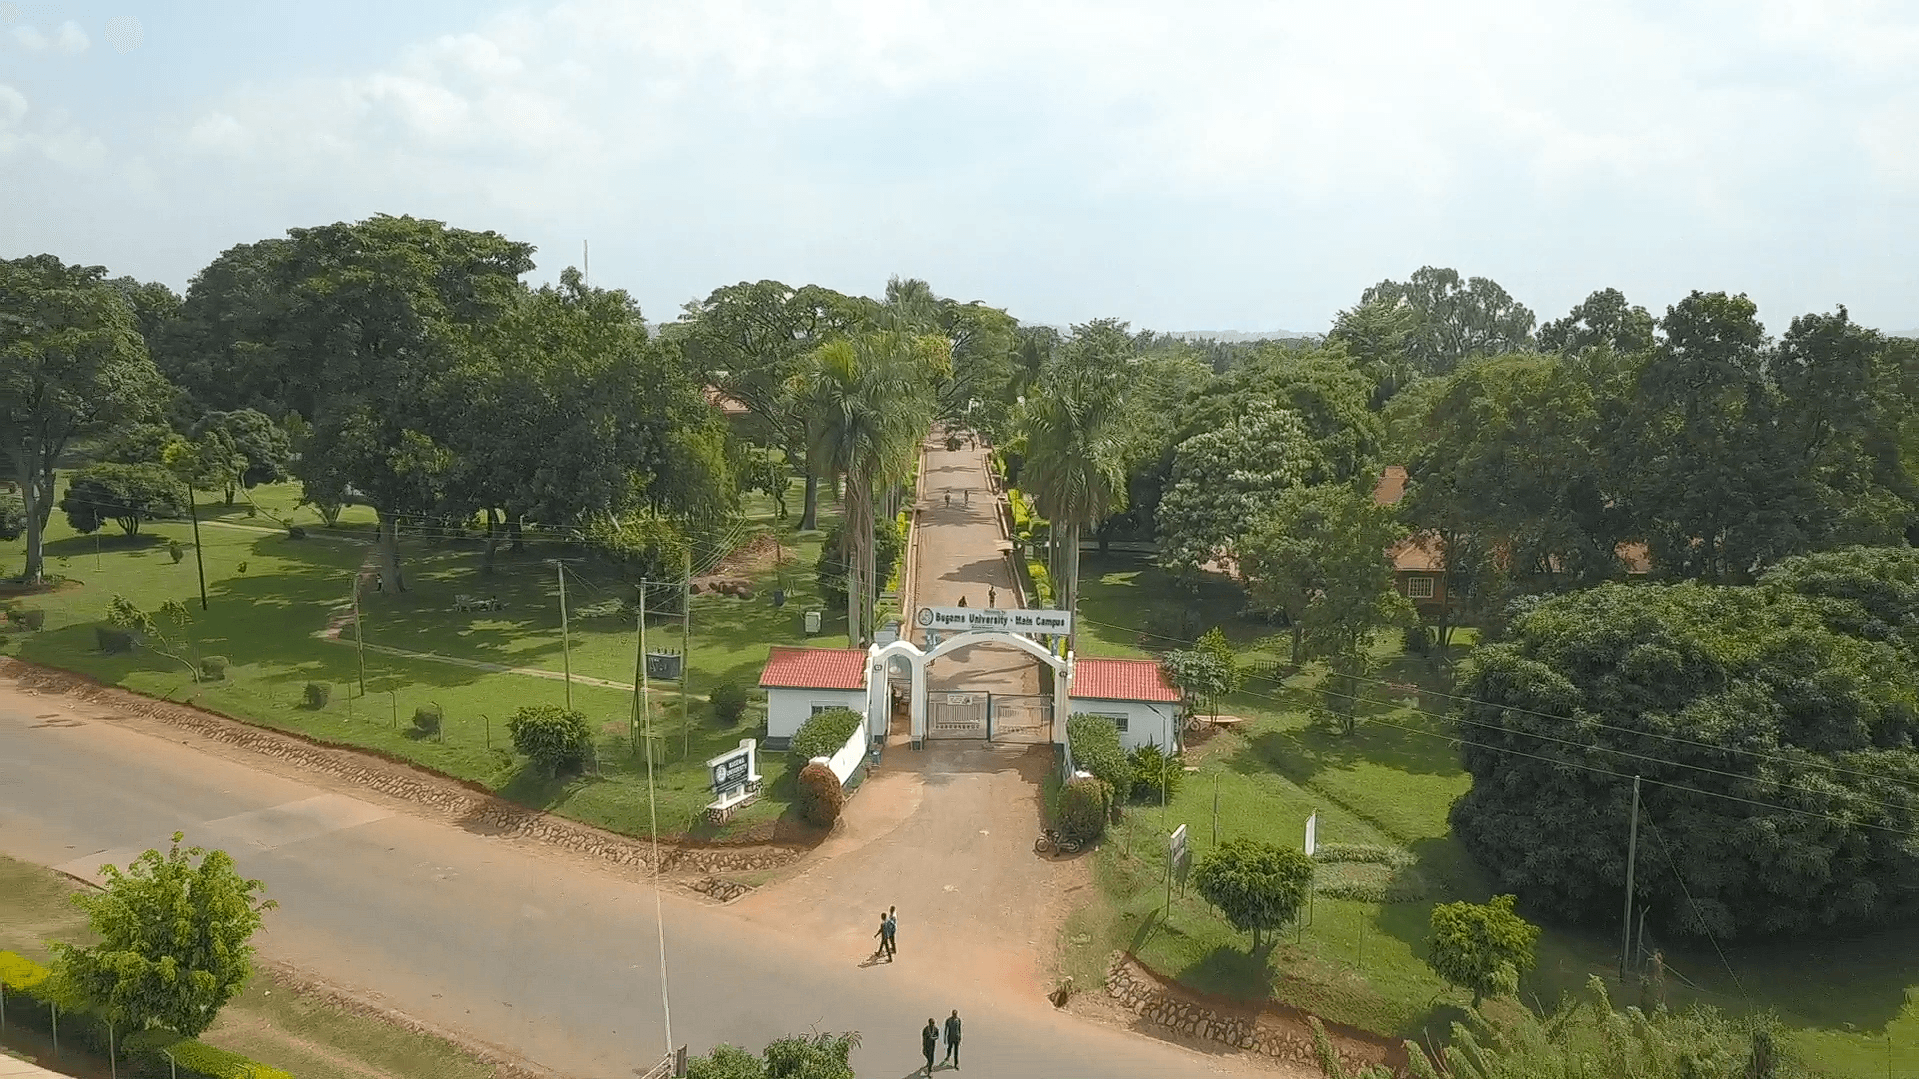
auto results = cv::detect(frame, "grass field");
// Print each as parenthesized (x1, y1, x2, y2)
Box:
(1060, 550, 1919, 1076)
(0, 854, 499, 1079)
(1, 481, 851, 839)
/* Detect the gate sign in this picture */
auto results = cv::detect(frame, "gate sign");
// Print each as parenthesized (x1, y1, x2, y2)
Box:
(916, 606, 1073, 636)
(708, 738, 759, 794)
(945, 693, 979, 706)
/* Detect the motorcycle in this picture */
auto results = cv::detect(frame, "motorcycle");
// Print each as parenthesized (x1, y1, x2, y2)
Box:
(1035, 828, 1081, 855)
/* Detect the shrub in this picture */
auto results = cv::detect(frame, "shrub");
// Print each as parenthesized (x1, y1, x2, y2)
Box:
(412, 703, 443, 736)
(1065, 713, 1129, 799)
(796, 761, 845, 827)
(791, 707, 863, 761)
(58, 462, 188, 536)
(303, 681, 331, 708)
(19, 607, 44, 631)
(287, 525, 308, 540)
(1193, 839, 1315, 950)
(1057, 777, 1110, 844)
(1402, 622, 1435, 655)
(1128, 742, 1185, 803)
(169, 539, 186, 563)
(508, 704, 595, 776)
(201, 655, 229, 681)
(710, 679, 750, 725)
(96, 625, 135, 653)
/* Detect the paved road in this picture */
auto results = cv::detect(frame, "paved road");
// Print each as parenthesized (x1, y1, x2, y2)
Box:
(0, 699, 1259, 1079)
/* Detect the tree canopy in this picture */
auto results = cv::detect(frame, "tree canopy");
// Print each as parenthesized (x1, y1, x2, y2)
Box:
(1192, 839, 1315, 951)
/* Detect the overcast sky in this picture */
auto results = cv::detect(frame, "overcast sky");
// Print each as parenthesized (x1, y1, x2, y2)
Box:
(3, 0, 1916, 335)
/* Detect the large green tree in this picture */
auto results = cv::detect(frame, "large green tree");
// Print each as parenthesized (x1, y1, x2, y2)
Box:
(190, 409, 293, 501)
(1426, 894, 1541, 1007)
(1451, 580, 1919, 940)
(1537, 287, 1656, 356)
(59, 462, 188, 537)
(154, 238, 300, 416)
(1, 255, 171, 582)
(1155, 403, 1316, 581)
(1360, 266, 1535, 379)
(1240, 483, 1412, 675)
(49, 833, 276, 1039)
(1192, 839, 1315, 951)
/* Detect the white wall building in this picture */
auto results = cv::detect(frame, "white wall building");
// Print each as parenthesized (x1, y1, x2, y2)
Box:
(1068, 657, 1183, 752)
(758, 646, 872, 743)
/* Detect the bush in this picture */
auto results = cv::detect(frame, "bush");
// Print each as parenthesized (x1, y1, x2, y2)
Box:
(303, 681, 330, 708)
(1427, 894, 1541, 1007)
(507, 704, 595, 776)
(791, 707, 863, 761)
(287, 525, 308, 540)
(201, 655, 229, 681)
(1057, 777, 1110, 844)
(796, 761, 845, 827)
(1065, 713, 1129, 799)
(168, 539, 186, 563)
(710, 679, 750, 725)
(1193, 839, 1315, 950)
(1402, 622, 1434, 655)
(58, 462, 188, 536)
(96, 625, 135, 653)
(19, 607, 44, 631)
(1128, 742, 1185, 803)
(412, 703, 443, 736)
(814, 518, 905, 608)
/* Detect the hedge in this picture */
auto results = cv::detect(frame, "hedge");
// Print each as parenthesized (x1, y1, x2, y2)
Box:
(791, 707, 863, 761)
(0, 950, 293, 1079)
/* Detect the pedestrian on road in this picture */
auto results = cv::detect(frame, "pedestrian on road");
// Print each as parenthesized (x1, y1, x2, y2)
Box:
(964, 488, 970, 506)
(957, 595, 967, 607)
(943, 1009, 963, 1069)
(921, 1019, 939, 1075)
(944, 492, 950, 507)
(987, 586, 996, 608)
(885, 906, 898, 959)
(874, 913, 893, 961)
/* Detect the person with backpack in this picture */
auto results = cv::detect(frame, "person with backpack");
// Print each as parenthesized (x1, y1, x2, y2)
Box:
(943, 1009, 962, 1069)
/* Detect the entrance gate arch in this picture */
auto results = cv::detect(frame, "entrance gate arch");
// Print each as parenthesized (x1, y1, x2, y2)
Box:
(869, 631, 1073, 747)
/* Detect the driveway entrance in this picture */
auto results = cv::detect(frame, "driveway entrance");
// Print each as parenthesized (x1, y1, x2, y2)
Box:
(989, 693, 1053, 743)
(928, 692, 988, 739)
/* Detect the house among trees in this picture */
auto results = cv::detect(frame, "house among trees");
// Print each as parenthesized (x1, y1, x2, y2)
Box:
(1372, 466, 1651, 614)
(758, 646, 873, 746)
(1068, 657, 1183, 751)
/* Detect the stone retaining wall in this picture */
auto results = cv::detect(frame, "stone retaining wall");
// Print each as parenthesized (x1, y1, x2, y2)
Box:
(1104, 954, 1401, 1077)
(1, 658, 803, 880)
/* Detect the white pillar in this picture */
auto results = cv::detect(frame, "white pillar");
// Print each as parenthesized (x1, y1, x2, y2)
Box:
(1053, 650, 1073, 744)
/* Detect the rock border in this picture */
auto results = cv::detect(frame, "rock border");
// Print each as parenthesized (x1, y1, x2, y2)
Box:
(1104, 953, 1406, 1077)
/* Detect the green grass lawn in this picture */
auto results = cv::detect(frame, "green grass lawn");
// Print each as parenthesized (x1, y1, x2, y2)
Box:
(2, 482, 852, 840)
(0, 854, 498, 1079)
(1063, 550, 1919, 1075)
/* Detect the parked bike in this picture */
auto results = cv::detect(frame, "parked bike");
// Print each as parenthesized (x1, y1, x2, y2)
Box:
(1035, 829, 1081, 855)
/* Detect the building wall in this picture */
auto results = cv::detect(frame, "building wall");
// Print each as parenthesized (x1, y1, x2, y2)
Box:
(766, 687, 868, 741)
(1068, 697, 1179, 752)
(1394, 570, 1447, 611)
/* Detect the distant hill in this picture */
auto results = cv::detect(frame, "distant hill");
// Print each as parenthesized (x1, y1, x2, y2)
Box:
(1159, 329, 1320, 342)
(1890, 329, 1919, 339)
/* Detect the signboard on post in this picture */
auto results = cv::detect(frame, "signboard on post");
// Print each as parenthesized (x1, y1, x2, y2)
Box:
(1169, 823, 1188, 864)
(1304, 812, 1318, 857)
(707, 738, 760, 803)
(916, 606, 1072, 637)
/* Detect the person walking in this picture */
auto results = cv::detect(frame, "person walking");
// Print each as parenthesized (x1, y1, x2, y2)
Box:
(885, 906, 898, 959)
(921, 1018, 939, 1075)
(963, 488, 970, 506)
(957, 595, 967, 607)
(944, 492, 950, 507)
(873, 912, 892, 962)
(987, 586, 996, 608)
(943, 1009, 963, 1069)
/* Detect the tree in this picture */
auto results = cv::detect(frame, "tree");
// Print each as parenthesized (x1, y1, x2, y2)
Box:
(98, 423, 182, 465)
(1450, 581, 1919, 939)
(1064, 712, 1130, 800)
(1426, 894, 1540, 1007)
(1226, 346, 1383, 483)
(1192, 839, 1315, 950)
(154, 238, 301, 416)
(105, 594, 203, 681)
(507, 705, 595, 777)
(59, 462, 188, 537)
(814, 516, 903, 613)
(1239, 484, 1413, 727)
(0, 489, 23, 542)
(1329, 295, 1419, 407)
(686, 1031, 861, 1079)
(2, 255, 171, 583)
(798, 327, 947, 645)
(48, 832, 275, 1039)
(191, 409, 293, 499)
(272, 215, 537, 592)
(1537, 287, 1656, 356)
(1156, 404, 1315, 582)
(164, 429, 247, 511)
(1360, 267, 1535, 379)
(1760, 546, 1919, 659)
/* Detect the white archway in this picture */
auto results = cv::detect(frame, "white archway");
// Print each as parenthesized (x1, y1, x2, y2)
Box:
(870, 632, 1073, 746)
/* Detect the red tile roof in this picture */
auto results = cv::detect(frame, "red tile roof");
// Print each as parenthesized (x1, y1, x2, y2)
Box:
(759, 647, 868, 690)
(1071, 658, 1181, 703)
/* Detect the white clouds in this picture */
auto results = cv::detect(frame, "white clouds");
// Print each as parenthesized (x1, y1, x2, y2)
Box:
(11, 20, 89, 54)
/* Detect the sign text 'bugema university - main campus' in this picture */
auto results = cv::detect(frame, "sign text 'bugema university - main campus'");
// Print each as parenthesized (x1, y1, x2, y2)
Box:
(915, 606, 1073, 636)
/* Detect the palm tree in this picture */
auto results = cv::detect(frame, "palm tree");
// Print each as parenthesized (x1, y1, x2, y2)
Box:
(1018, 362, 1130, 653)
(799, 328, 949, 645)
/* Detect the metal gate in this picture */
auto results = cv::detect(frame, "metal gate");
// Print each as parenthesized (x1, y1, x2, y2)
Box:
(988, 693, 1053, 743)
(928, 692, 988, 739)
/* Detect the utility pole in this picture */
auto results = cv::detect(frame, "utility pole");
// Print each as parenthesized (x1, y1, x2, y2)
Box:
(187, 487, 208, 610)
(639, 580, 652, 761)
(1620, 774, 1642, 983)
(549, 560, 577, 709)
(631, 581, 647, 754)
(351, 571, 366, 696)
(681, 547, 692, 761)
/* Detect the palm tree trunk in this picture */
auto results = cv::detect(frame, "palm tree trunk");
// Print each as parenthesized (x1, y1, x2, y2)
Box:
(1064, 521, 1082, 654)
(845, 481, 864, 645)
(863, 489, 879, 644)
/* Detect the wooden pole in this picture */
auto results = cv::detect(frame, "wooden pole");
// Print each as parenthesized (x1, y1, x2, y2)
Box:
(352, 572, 366, 696)
(556, 562, 573, 710)
(632, 582, 647, 755)
(681, 547, 693, 761)
(188, 487, 208, 610)
(1620, 775, 1642, 983)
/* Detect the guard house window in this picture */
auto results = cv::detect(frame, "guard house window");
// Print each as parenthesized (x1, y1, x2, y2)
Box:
(1407, 576, 1435, 599)
(811, 702, 839, 715)
(1093, 711, 1128, 734)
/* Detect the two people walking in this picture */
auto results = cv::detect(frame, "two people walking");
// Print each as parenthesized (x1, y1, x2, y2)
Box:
(921, 1010, 962, 1073)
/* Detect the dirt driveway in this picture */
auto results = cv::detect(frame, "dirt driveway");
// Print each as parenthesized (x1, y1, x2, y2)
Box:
(731, 740, 1091, 1001)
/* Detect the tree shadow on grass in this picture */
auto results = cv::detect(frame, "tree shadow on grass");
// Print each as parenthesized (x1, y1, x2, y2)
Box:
(1235, 706, 1466, 790)
(1178, 944, 1281, 1002)
(41, 532, 166, 559)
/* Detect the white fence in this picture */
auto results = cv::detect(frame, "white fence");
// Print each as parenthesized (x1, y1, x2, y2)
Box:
(814, 718, 870, 785)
